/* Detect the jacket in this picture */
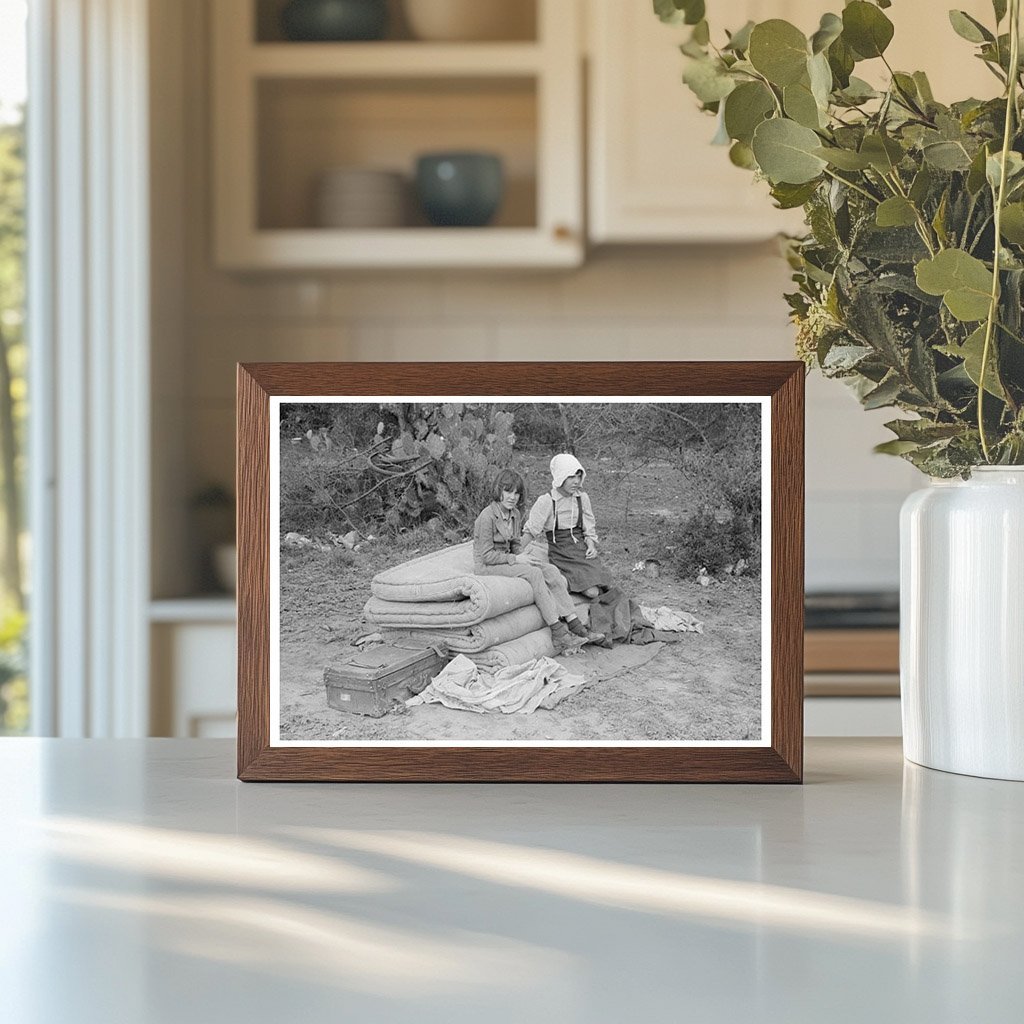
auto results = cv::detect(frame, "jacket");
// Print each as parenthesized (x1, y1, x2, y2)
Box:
(473, 502, 523, 568)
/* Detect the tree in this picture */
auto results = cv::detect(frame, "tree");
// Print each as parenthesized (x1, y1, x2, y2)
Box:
(0, 111, 25, 609)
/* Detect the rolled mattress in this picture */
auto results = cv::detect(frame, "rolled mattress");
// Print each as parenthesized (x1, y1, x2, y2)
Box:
(466, 628, 556, 671)
(381, 600, 589, 653)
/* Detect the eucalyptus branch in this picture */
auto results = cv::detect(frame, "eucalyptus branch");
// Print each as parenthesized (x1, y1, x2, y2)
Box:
(749, 68, 784, 117)
(968, 213, 994, 253)
(978, 0, 1021, 461)
(822, 167, 880, 205)
(884, 170, 939, 255)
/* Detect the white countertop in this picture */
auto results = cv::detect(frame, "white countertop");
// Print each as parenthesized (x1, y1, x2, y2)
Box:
(1, 737, 1020, 1023)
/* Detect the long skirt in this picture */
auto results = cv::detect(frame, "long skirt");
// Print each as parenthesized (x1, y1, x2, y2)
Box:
(547, 527, 614, 594)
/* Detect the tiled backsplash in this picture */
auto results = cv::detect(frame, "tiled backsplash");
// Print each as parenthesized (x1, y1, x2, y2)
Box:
(181, 247, 918, 592)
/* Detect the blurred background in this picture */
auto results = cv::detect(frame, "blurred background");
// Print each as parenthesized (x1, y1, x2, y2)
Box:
(0, 0, 998, 739)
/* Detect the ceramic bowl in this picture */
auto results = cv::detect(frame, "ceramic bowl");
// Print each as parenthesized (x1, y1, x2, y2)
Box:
(403, 0, 534, 42)
(281, 0, 388, 42)
(415, 152, 504, 227)
(315, 168, 407, 228)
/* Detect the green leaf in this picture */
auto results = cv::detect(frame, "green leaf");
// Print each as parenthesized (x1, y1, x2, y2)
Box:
(892, 72, 923, 109)
(748, 20, 809, 87)
(827, 36, 855, 89)
(874, 439, 922, 455)
(842, 1, 895, 59)
(711, 109, 731, 145)
(967, 144, 991, 194)
(948, 10, 994, 44)
(922, 140, 972, 171)
(770, 180, 820, 209)
(724, 20, 755, 53)
(784, 80, 824, 129)
(862, 374, 903, 409)
(885, 418, 963, 443)
(810, 13, 843, 54)
(814, 146, 872, 170)
(751, 118, 828, 184)
(807, 52, 833, 111)
(915, 249, 994, 322)
(932, 190, 950, 246)
(860, 133, 904, 173)
(876, 197, 918, 228)
(692, 19, 710, 45)
(940, 325, 1006, 398)
(986, 150, 1024, 191)
(838, 76, 878, 104)
(723, 81, 775, 144)
(682, 57, 736, 104)
(653, 0, 705, 26)
(913, 71, 935, 104)
(993, 0, 1008, 24)
(729, 140, 757, 169)
(1000, 203, 1024, 245)
(909, 164, 933, 205)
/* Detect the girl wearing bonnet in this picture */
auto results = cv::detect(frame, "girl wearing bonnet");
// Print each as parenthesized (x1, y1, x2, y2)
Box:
(523, 453, 614, 599)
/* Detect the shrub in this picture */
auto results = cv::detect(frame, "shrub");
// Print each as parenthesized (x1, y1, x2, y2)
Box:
(672, 510, 759, 576)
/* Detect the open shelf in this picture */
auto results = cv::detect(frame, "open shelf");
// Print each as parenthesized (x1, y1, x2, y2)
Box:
(256, 77, 537, 232)
(213, 0, 581, 268)
(249, 42, 544, 77)
(254, 0, 538, 44)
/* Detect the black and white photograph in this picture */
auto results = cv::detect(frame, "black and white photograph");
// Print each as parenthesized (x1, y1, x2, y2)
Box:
(270, 397, 770, 747)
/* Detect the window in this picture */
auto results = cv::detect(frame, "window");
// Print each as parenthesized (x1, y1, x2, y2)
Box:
(0, 0, 28, 734)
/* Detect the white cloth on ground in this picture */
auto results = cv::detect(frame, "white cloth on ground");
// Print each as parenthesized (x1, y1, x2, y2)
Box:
(406, 654, 587, 715)
(639, 605, 704, 634)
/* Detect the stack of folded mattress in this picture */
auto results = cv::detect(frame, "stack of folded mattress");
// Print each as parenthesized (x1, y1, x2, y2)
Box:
(365, 541, 583, 669)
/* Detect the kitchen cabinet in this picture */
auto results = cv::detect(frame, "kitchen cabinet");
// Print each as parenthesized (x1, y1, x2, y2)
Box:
(211, 0, 583, 269)
(586, 0, 999, 244)
(587, 0, 811, 243)
(150, 601, 237, 738)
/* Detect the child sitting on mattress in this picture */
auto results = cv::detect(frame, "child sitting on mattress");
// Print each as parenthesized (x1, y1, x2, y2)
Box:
(472, 468, 603, 656)
(522, 453, 614, 600)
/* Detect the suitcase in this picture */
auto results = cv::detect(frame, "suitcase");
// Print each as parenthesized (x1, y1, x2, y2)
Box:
(324, 641, 447, 718)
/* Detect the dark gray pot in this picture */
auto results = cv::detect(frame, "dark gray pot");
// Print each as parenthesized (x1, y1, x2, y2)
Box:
(415, 152, 505, 228)
(281, 0, 388, 42)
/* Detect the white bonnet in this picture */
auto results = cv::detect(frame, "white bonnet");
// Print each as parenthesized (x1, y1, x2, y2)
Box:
(550, 453, 585, 489)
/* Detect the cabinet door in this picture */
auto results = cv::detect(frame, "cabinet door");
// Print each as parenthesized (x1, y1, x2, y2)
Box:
(588, 0, 1000, 244)
(587, 0, 812, 242)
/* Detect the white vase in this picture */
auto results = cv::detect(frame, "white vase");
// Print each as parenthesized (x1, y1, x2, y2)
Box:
(900, 467, 1024, 780)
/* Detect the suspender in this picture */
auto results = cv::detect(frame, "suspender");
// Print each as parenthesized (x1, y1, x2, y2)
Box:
(549, 494, 584, 543)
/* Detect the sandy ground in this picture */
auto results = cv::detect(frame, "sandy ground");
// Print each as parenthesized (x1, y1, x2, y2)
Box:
(277, 455, 763, 743)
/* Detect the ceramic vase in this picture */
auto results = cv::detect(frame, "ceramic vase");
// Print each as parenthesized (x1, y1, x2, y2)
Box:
(900, 467, 1024, 781)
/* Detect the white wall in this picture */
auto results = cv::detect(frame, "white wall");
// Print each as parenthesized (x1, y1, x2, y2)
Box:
(155, 0, 920, 598)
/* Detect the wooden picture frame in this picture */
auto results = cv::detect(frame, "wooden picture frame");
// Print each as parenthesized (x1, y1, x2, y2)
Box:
(237, 362, 804, 782)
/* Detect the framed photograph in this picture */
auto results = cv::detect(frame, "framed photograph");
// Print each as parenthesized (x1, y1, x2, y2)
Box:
(237, 362, 803, 782)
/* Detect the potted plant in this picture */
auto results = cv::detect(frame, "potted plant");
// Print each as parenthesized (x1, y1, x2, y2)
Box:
(658, 0, 1024, 779)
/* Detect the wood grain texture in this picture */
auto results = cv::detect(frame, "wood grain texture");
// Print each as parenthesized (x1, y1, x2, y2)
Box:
(237, 365, 270, 778)
(804, 629, 899, 674)
(236, 361, 805, 783)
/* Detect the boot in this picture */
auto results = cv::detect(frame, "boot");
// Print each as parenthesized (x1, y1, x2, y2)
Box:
(550, 620, 586, 656)
(565, 616, 604, 645)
